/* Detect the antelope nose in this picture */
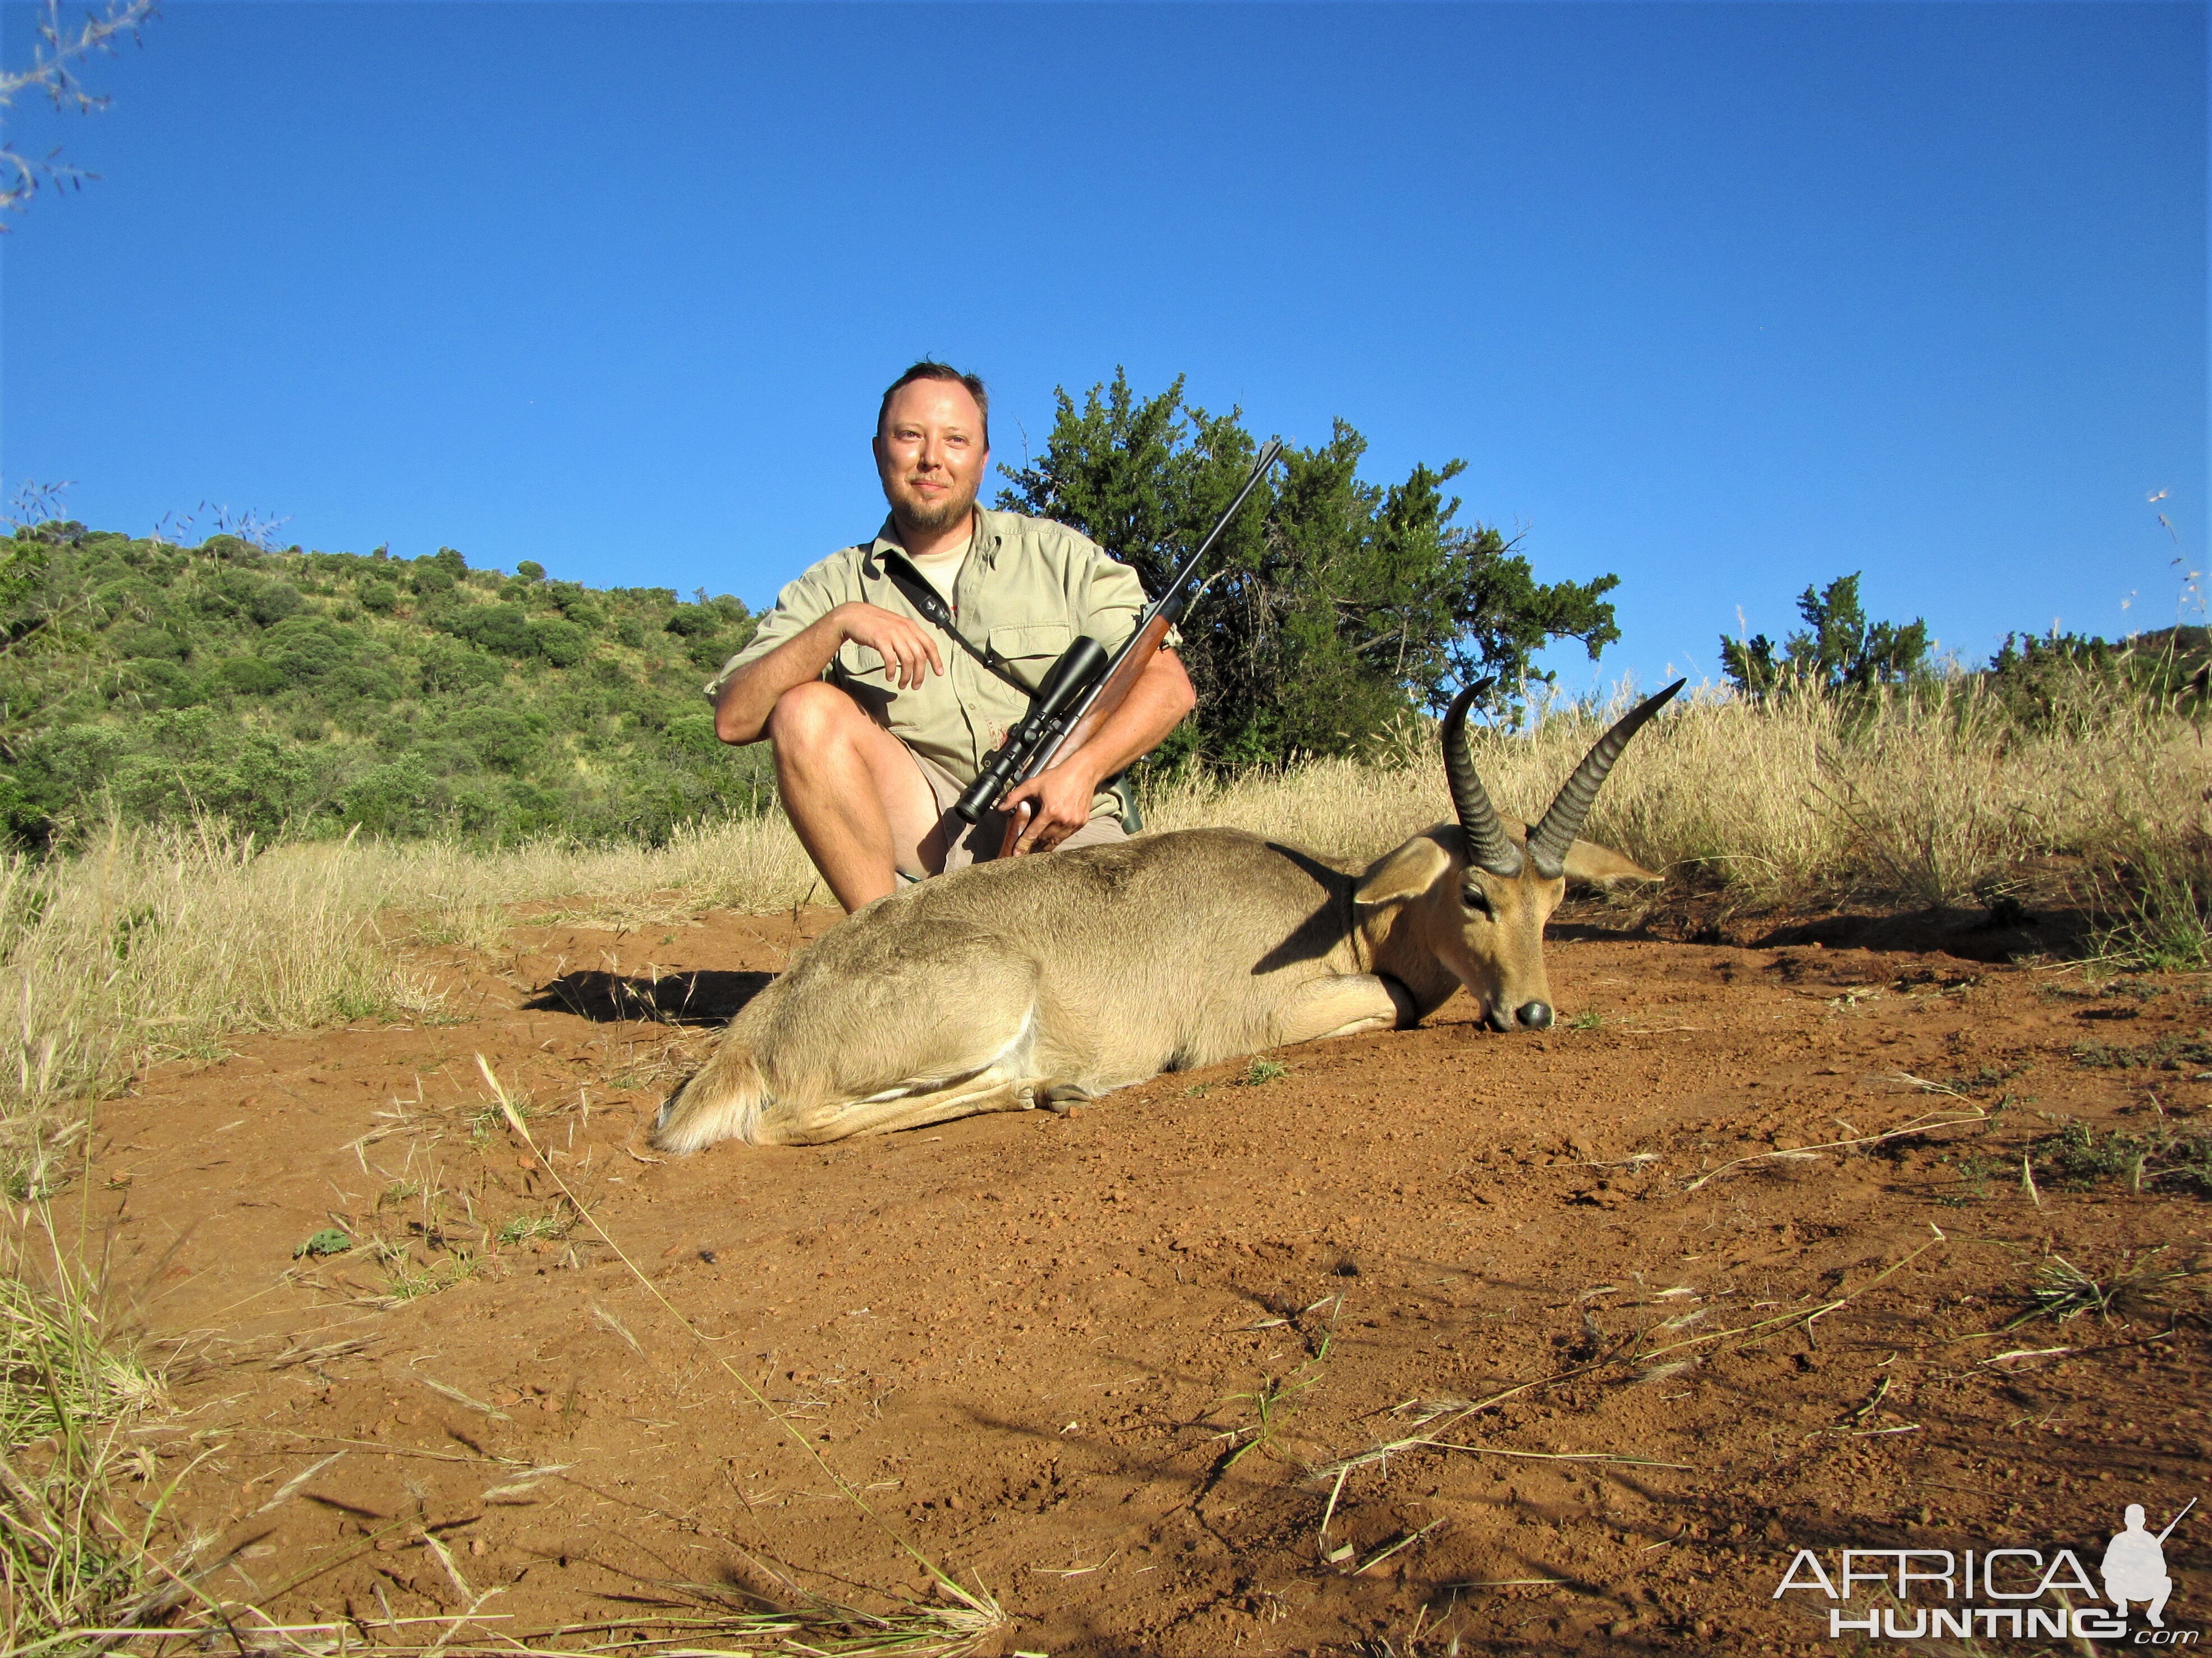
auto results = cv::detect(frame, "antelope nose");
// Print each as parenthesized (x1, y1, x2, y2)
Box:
(1515, 1001, 1554, 1031)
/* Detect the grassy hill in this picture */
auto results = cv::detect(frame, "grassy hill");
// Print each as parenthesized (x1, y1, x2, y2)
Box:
(0, 522, 772, 847)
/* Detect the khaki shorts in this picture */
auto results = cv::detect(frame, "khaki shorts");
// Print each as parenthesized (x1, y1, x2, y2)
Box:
(901, 746, 1127, 880)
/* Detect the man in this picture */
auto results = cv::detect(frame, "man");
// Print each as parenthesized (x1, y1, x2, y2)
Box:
(708, 361, 1196, 912)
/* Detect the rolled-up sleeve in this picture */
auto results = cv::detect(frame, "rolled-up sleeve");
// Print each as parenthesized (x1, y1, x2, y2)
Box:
(1066, 543, 1182, 655)
(1068, 550, 1146, 652)
(703, 559, 855, 700)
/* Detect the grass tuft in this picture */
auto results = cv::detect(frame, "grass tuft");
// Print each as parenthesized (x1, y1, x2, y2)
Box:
(2029, 1119, 2212, 1197)
(2009, 1250, 2200, 1328)
(0, 1207, 190, 1652)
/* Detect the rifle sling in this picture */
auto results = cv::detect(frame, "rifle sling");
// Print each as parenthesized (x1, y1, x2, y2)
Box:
(876, 544, 1140, 832)
(874, 549, 1038, 697)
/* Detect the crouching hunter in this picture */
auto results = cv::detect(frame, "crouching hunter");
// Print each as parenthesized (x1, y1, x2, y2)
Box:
(707, 361, 1197, 912)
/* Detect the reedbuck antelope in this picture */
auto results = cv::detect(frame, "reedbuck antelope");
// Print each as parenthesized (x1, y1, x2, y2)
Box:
(654, 679, 1683, 1150)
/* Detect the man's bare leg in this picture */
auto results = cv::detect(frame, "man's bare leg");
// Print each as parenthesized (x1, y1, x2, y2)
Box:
(765, 681, 944, 911)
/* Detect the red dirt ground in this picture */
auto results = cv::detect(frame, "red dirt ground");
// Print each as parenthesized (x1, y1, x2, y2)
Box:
(72, 898, 2210, 1655)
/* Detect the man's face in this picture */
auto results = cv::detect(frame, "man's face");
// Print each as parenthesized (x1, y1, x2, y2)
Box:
(874, 379, 989, 537)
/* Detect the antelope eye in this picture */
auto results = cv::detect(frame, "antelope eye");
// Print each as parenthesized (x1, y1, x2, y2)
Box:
(1461, 884, 1493, 916)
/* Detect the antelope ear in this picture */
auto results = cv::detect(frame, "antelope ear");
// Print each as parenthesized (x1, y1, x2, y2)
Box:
(1355, 834, 1452, 908)
(1501, 818, 1658, 887)
(1561, 839, 1660, 885)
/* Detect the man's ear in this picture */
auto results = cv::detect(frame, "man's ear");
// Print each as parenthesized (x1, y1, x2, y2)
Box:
(1355, 835, 1452, 908)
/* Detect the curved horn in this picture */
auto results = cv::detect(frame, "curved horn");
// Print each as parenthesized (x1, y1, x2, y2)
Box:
(1525, 679, 1686, 879)
(1441, 681, 1523, 879)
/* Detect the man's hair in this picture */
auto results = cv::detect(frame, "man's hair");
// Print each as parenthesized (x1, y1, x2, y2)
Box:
(876, 360, 989, 446)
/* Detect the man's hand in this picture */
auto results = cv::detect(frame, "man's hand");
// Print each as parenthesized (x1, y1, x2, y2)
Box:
(998, 754, 1102, 856)
(833, 601, 943, 690)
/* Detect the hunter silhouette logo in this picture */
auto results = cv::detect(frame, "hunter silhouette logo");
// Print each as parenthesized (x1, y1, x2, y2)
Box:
(2105, 1498, 2193, 1629)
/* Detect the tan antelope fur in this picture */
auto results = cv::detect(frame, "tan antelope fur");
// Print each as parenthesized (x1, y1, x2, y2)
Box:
(654, 680, 1683, 1151)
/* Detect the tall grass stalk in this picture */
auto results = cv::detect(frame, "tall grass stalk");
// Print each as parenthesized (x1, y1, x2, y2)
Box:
(0, 1205, 189, 1653)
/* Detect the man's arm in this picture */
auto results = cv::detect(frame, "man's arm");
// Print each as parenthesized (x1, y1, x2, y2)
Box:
(715, 603, 945, 744)
(997, 645, 1195, 853)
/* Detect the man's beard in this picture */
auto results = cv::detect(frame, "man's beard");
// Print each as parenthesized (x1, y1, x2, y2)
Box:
(885, 474, 977, 537)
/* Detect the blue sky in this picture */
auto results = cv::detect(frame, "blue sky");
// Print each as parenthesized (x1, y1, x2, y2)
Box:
(1, 1, 2202, 693)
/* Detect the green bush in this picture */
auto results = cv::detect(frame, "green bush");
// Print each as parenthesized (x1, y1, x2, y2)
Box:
(341, 757, 440, 838)
(1720, 572, 1931, 700)
(450, 708, 544, 773)
(528, 617, 590, 667)
(437, 601, 536, 659)
(112, 624, 185, 661)
(663, 711, 722, 755)
(415, 637, 506, 694)
(663, 603, 720, 637)
(211, 657, 286, 696)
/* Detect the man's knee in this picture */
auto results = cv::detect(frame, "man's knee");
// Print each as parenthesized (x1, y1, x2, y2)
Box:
(765, 680, 868, 752)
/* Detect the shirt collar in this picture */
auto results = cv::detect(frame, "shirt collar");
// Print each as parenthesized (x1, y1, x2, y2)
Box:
(865, 507, 1003, 574)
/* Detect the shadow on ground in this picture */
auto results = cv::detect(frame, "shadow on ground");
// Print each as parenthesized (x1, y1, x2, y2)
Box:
(526, 967, 773, 1025)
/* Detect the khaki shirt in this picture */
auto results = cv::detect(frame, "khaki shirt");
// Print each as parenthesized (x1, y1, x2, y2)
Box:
(710, 509, 1158, 814)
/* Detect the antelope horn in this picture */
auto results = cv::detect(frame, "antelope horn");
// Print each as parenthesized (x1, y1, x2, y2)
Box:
(1441, 681, 1523, 879)
(1525, 679, 1686, 879)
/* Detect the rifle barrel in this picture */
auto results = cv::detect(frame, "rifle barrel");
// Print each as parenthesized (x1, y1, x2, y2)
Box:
(1153, 437, 1282, 619)
(2155, 1495, 2196, 1544)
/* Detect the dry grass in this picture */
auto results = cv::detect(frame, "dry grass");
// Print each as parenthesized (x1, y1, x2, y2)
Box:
(0, 1205, 189, 1652)
(1155, 677, 2207, 921)
(0, 676, 2202, 1192)
(0, 820, 439, 1196)
(371, 810, 823, 934)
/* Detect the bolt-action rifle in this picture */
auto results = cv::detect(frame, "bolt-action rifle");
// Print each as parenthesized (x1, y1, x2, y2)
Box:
(949, 439, 1284, 854)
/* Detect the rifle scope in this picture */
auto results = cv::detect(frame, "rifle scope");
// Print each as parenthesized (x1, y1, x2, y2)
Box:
(951, 635, 1109, 823)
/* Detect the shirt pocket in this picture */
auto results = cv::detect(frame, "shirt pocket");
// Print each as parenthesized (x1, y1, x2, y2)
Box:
(834, 640, 888, 683)
(988, 623, 1073, 688)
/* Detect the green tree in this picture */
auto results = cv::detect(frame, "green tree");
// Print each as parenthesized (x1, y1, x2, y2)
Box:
(1721, 572, 1931, 699)
(997, 370, 1619, 761)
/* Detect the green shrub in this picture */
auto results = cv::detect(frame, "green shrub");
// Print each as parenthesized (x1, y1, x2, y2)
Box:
(664, 603, 720, 637)
(528, 617, 590, 667)
(112, 624, 185, 661)
(663, 711, 722, 755)
(211, 656, 286, 696)
(438, 601, 535, 660)
(341, 757, 440, 837)
(415, 637, 506, 693)
(450, 708, 544, 773)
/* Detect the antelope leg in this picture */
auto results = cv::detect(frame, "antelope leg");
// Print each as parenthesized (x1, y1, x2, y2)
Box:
(756, 1072, 1039, 1145)
(1270, 973, 1415, 1047)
